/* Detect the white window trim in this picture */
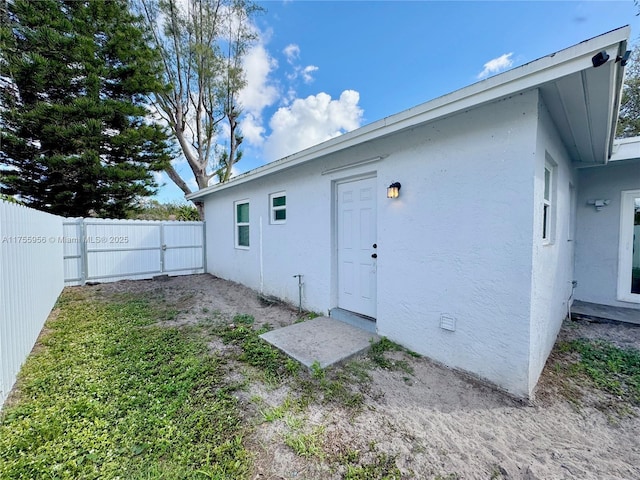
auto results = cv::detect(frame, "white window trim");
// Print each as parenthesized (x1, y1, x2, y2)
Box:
(235, 200, 250, 249)
(269, 191, 286, 225)
(617, 189, 640, 303)
(542, 154, 557, 245)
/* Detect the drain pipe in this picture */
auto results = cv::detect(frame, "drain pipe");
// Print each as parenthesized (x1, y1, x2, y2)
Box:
(259, 217, 264, 294)
(567, 280, 578, 321)
(293, 274, 303, 314)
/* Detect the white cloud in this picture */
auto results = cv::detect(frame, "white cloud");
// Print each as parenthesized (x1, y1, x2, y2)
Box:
(282, 44, 319, 84)
(236, 42, 279, 149)
(283, 44, 300, 64)
(301, 65, 319, 84)
(286, 64, 319, 84)
(477, 53, 514, 79)
(241, 112, 266, 145)
(264, 90, 363, 161)
(152, 171, 165, 186)
(239, 44, 279, 116)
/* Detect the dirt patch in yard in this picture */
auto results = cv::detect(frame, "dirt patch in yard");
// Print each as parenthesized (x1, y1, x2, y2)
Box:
(84, 273, 301, 329)
(77, 274, 640, 479)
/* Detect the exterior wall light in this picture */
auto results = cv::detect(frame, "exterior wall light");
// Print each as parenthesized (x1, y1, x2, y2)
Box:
(387, 182, 401, 199)
(616, 50, 632, 67)
(587, 199, 610, 211)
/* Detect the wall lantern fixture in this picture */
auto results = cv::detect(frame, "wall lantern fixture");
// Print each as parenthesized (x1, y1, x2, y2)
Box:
(616, 50, 632, 67)
(387, 182, 401, 199)
(587, 199, 610, 211)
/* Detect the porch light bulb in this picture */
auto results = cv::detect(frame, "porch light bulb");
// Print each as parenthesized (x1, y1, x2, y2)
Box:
(387, 182, 401, 199)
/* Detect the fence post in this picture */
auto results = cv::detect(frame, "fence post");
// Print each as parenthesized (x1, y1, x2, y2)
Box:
(202, 221, 207, 273)
(81, 219, 87, 285)
(160, 222, 165, 273)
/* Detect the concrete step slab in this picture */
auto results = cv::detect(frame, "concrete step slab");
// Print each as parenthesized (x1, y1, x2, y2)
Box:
(260, 317, 380, 369)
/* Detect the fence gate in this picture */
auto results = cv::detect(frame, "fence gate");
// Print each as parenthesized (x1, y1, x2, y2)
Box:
(63, 219, 205, 286)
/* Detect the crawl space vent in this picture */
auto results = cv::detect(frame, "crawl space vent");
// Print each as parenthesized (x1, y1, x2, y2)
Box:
(440, 314, 456, 332)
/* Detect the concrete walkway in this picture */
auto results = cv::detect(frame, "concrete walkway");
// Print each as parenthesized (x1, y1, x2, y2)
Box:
(572, 300, 640, 326)
(260, 317, 380, 369)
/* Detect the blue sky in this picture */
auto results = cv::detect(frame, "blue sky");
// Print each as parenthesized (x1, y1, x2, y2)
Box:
(156, 0, 640, 203)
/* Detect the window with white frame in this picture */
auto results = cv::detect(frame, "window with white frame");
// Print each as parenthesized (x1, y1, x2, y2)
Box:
(270, 192, 286, 224)
(235, 200, 249, 248)
(543, 155, 556, 243)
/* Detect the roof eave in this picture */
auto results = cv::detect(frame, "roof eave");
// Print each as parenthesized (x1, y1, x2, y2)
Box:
(187, 26, 630, 201)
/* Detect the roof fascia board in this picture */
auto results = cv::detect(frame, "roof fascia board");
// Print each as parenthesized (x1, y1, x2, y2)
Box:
(188, 27, 629, 201)
(606, 38, 629, 161)
(610, 136, 640, 162)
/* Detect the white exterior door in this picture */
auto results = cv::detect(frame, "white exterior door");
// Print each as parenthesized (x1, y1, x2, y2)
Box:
(617, 189, 640, 303)
(337, 177, 377, 318)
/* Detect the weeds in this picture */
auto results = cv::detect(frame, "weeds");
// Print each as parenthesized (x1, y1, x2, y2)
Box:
(294, 311, 323, 323)
(215, 322, 365, 411)
(284, 425, 326, 459)
(368, 337, 417, 375)
(311, 360, 325, 380)
(259, 396, 299, 423)
(260, 404, 287, 422)
(0, 290, 250, 479)
(233, 313, 255, 326)
(343, 452, 402, 479)
(214, 317, 292, 382)
(557, 339, 640, 405)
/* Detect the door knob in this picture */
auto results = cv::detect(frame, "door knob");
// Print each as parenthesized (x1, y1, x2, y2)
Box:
(371, 253, 377, 259)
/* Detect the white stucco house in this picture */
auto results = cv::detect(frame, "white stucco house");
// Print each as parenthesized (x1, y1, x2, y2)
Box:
(188, 27, 640, 398)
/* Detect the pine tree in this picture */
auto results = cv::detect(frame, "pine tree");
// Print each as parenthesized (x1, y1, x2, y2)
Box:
(0, 0, 173, 217)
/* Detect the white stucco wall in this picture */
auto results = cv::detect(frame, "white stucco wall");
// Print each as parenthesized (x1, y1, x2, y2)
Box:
(203, 163, 331, 313)
(203, 90, 544, 397)
(527, 96, 577, 393)
(374, 90, 539, 397)
(202, 141, 388, 314)
(574, 159, 640, 309)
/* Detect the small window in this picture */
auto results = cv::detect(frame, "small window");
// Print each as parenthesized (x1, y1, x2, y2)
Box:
(235, 200, 249, 248)
(270, 192, 286, 224)
(543, 167, 551, 240)
(542, 155, 556, 244)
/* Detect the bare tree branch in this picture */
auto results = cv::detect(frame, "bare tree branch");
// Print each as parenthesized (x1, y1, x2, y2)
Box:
(136, 0, 260, 216)
(164, 163, 192, 195)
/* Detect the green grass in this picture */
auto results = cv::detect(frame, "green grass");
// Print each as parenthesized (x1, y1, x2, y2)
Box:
(284, 425, 326, 459)
(214, 317, 293, 382)
(342, 451, 402, 479)
(0, 291, 418, 478)
(368, 337, 417, 375)
(558, 339, 640, 405)
(0, 290, 250, 479)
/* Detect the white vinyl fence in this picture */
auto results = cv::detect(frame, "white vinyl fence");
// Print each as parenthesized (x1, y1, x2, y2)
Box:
(63, 218, 205, 286)
(1, 206, 205, 409)
(0, 201, 64, 407)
